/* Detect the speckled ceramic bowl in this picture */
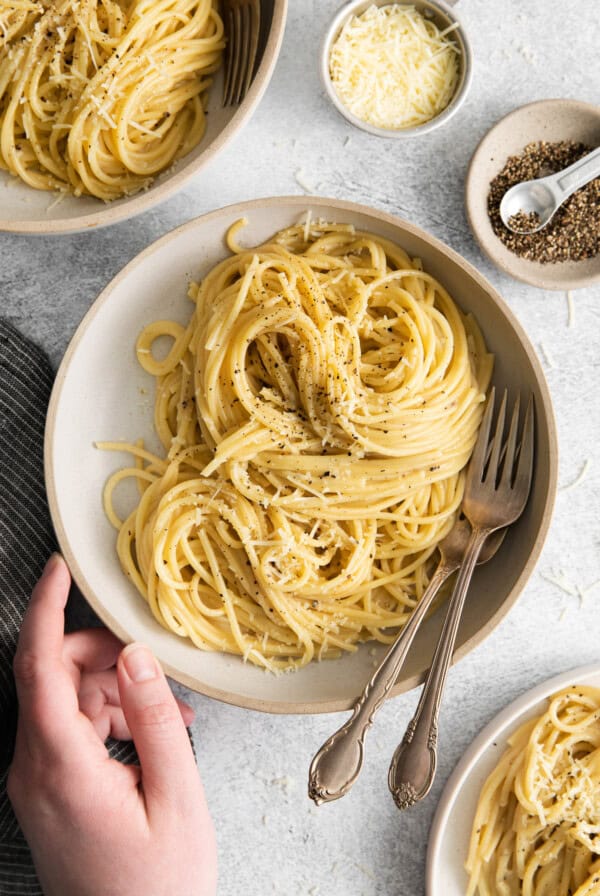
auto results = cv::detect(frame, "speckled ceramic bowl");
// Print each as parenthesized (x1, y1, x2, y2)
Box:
(466, 99, 600, 290)
(320, 0, 472, 138)
(46, 196, 557, 713)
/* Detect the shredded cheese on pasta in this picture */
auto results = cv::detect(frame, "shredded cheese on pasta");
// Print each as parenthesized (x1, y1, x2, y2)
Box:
(99, 220, 492, 672)
(329, 4, 461, 130)
(466, 686, 600, 896)
(0, 0, 224, 200)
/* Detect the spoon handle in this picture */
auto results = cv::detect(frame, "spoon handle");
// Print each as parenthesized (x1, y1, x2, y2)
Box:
(307, 559, 455, 805)
(556, 146, 600, 198)
(388, 526, 489, 809)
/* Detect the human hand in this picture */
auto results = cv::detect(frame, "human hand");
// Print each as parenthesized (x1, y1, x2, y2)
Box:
(7, 554, 217, 896)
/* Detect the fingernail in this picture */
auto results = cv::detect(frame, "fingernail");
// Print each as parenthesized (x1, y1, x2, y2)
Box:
(122, 644, 159, 683)
(42, 553, 63, 577)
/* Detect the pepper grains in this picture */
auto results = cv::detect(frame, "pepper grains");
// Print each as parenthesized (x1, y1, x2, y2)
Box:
(487, 141, 600, 263)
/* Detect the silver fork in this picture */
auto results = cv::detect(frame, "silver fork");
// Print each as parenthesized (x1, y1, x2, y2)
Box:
(307, 520, 505, 806)
(388, 388, 534, 810)
(222, 0, 261, 106)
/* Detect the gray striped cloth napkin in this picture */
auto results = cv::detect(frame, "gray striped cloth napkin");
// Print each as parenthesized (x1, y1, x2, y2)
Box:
(0, 320, 139, 895)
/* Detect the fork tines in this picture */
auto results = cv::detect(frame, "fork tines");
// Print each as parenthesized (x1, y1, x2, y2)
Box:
(223, 0, 261, 106)
(474, 388, 535, 495)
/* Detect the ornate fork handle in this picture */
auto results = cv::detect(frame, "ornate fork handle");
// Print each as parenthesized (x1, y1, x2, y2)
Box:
(308, 560, 455, 805)
(388, 526, 492, 809)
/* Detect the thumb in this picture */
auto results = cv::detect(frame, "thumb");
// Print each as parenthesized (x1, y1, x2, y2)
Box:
(117, 643, 200, 812)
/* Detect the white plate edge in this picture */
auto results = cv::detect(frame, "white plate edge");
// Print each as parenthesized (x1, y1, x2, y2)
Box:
(425, 661, 600, 894)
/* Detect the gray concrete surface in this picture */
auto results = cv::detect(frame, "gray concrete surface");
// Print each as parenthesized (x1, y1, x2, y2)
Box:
(2, 2, 600, 893)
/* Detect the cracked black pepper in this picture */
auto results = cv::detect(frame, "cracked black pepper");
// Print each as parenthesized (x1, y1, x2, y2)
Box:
(487, 141, 600, 263)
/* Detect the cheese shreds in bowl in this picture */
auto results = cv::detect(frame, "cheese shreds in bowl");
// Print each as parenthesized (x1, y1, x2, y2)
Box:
(329, 4, 461, 131)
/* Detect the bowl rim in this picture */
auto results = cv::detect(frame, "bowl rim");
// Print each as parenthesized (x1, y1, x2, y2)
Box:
(45, 195, 558, 713)
(0, 0, 288, 236)
(320, 0, 473, 139)
(465, 98, 600, 290)
(425, 662, 600, 895)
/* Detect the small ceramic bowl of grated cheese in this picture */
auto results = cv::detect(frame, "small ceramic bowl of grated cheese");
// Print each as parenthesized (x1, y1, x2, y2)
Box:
(321, 0, 472, 138)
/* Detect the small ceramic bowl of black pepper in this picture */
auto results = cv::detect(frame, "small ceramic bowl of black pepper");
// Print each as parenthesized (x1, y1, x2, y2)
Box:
(465, 99, 600, 290)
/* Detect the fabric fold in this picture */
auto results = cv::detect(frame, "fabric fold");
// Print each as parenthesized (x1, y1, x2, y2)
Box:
(0, 320, 140, 895)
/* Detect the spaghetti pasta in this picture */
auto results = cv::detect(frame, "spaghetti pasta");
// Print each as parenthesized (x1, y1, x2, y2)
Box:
(0, 0, 224, 200)
(466, 686, 600, 896)
(99, 220, 493, 671)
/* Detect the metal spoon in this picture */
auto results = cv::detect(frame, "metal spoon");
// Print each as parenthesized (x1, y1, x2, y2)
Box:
(500, 145, 600, 234)
(307, 519, 505, 806)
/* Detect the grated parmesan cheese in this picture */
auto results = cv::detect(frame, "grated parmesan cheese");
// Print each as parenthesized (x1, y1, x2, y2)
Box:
(329, 4, 461, 130)
(559, 458, 590, 492)
(46, 190, 67, 212)
(294, 168, 316, 193)
(538, 340, 555, 368)
(541, 568, 578, 597)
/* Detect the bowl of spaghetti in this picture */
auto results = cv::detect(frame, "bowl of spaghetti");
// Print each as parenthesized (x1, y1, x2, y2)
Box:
(45, 196, 557, 712)
(427, 664, 600, 896)
(0, 0, 287, 234)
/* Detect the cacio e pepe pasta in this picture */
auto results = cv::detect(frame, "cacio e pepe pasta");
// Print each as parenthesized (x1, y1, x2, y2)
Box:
(99, 219, 492, 671)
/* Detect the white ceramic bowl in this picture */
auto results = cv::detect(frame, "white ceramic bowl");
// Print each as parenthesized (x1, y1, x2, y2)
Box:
(45, 196, 557, 713)
(320, 0, 473, 138)
(426, 663, 600, 895)
(0, 0, 287, 235)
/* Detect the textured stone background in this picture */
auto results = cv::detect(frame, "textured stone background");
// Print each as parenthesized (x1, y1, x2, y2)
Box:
(2, 1, 600, 893)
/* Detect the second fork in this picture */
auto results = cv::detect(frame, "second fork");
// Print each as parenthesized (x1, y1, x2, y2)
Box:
(388, 389, 535, 810)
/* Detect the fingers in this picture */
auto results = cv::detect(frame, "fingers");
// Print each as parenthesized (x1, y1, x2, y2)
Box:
(78, 667, 195, 740)
(85, 702, 133, 742)
(16, 554, 70, 665)
(64, 628, 123, 675)
(78, 669, 131, 737)
(117, 643, 202, 813)
(13, 553, 196, 779)
(176, 698, 195, 728)
(13, 554, 82, 753)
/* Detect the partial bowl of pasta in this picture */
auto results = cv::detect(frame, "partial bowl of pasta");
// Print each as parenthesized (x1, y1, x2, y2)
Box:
(427, 663, 600, 896)
(45, 196, 557, 713)
(0, 0, 287, 234)
(320, 0, 472, 138)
